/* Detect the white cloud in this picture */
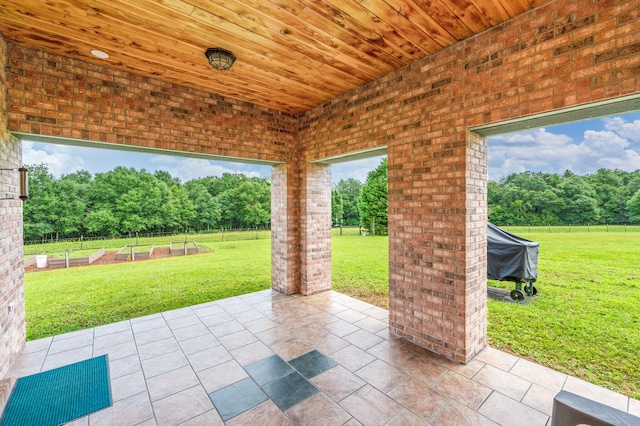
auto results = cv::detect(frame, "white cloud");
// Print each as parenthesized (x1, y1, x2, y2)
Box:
(488, 114, 640, 180)
(331, 156, 386, 184)
(147, 155, 264, 182)
(22, 141, 87, 177)
(603, 116, 640, 142)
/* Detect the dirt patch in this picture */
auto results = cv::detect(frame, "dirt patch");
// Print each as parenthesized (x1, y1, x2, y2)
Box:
(25, 247, 209, 273)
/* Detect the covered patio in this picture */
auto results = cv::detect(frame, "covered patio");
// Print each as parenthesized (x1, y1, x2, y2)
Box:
(1, 0, 640, 422)
(6, 290, 638, 425)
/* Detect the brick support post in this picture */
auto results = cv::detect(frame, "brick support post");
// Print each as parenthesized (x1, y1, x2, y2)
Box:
(300, 162, 332, 295)
(271, 161, 332, 296)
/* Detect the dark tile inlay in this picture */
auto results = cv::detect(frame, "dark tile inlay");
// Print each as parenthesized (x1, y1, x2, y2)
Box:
(289, 350, 337, 379)
(245, 354, 294, 386)
(262, 371, 319, 411)
(209, 377, 268, 421)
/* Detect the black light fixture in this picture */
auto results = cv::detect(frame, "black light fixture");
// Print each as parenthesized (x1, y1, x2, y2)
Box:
(0, 166, 29, 201)
(205, 47, 236, 71)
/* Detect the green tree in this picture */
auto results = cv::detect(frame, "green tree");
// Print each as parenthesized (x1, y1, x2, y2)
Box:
(331, 188, 344, 226)
(185, 182, 221, 230)
(358, 158, 388, 235)
(335, 178, 362, 225)
(23, 164, 56, 241)
(628, 190, 640, 223)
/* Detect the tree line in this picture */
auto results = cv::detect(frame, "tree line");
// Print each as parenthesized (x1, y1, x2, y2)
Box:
(489, 169, 640, 226)
(24, 165, 271, 242)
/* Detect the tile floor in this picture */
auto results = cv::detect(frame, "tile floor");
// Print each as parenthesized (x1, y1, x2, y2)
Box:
(3, 289, 639, 425)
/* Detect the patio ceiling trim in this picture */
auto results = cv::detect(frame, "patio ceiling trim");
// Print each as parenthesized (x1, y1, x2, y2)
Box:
(470, 94, 640, 137)
(12, 133, 282, 166)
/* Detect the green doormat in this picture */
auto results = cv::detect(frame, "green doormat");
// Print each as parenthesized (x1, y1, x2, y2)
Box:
(0, 355, 112, 426)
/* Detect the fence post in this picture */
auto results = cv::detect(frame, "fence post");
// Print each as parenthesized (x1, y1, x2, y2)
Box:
(184, 241, 187, 256)
(65, 250, 69, 268)
(131, 245, 135, 262)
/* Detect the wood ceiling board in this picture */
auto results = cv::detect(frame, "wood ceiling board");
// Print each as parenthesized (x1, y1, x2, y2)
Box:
(0, 0, 551, 114)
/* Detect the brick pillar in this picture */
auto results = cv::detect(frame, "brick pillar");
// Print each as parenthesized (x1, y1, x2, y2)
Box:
(271, 163, 300, 295)
(271, 161, 332, 296)
(300, 162, 332, 295)
(388, 130, 487, 363)
(0, 35, 26, 401)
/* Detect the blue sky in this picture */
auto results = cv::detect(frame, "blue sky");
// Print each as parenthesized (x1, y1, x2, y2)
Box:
(22, 112, 640, 183)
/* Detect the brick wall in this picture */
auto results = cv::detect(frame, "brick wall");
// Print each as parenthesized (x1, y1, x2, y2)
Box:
(298, 0, 639, 362)
(0, 34, 26, 405)
(5, 44, 297, 163)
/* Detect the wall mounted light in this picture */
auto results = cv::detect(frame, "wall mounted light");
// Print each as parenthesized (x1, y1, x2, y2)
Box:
(205, 48, 236, 71)
(0, 167, 29, 201)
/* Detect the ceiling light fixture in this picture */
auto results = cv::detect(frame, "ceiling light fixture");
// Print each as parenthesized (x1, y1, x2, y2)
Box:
(205, 48, 236, 71)
(90, 49, 109, 59)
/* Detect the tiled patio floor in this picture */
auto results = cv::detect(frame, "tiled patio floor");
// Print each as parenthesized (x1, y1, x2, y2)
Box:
(4, 290, 639, 425)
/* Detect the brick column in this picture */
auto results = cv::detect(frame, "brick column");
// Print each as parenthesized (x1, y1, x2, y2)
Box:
(271, 161, 332, 296)
(0, 34, 26, 403)
(300, 162, 332, 295)
(271, 163, 301, 295)
(388, 130, 487, 364)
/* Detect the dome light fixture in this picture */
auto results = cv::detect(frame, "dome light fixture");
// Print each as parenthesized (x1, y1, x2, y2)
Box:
(205, 47, 236, 71)
(90, 49, 109, 59)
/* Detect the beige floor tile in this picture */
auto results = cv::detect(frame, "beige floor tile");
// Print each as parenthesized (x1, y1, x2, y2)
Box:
(179, 409, 225, 426)
(111, 370, 147, 402)
(171, 323, 211, 342)
(430, 400, 497, 426)
(199, 313, 235, 328)
(311, 365, 366, 402)
(367, 340, 416, 367)
(90, 392, 154, 426)
(522, 383, 557, 416)
(331, 345, 377, 372)
(432, 371, 492, 410)
(146, 365, 200, 402)
(93, 329, 134, 351)
(324, 319, 361, 337)
(218, 330, 258, 351)
(353, 316, 388, 334)
(510, 358, 567, 392)
(152, 385, 213, 426)
(196, 359, 248, 393)
(131, 316, 166, 333)
(343, 329, 384, 350)
(244, 317, 279, 334)
(108, 354, 142, 379)
(286, 393, 352, 426)
(230, 340, 275, 366)
(165, 313, 201, 330)
(48, 333, 94, 355)
(356, 359, 409, 393)
(41, 346, 93, 371)
(473, 365, 532, 401)
(226, 400, 291, 426)
(93, 340, 138, 360)
(478, 392, 549, 426)
(397, 354, 448, 386)
(475, 347, 519, 371)
(628, 397, 640, 416)
(340, 385, 403, 426)
(134, 326, 173, 346)
(137, 337, 180, 361)
(386, 409, 431, 425)
(93, 320, 129, 337)
(186, 345, 233, 372)
(387, 377, 448, 419)
(562, 375, 629, 412)
(141, 350, 189, 378)
(207, 320, 245, 337)
(178, 333, 220, 355)
(21, 337, 53, 354)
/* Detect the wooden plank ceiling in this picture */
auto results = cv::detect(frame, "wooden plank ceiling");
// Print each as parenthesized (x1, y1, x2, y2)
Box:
(0, 0, 549, 114)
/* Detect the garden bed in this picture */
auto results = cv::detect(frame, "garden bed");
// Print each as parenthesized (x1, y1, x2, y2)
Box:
(48, 248, 105, 268)
(169, 241, 199, 255)
(116, 245, 154, 261)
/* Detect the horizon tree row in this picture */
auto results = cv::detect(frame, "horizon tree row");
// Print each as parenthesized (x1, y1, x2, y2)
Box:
(23, 165, 271, 242)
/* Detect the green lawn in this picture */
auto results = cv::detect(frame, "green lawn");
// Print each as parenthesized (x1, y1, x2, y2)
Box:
(24, 228, 640, 399)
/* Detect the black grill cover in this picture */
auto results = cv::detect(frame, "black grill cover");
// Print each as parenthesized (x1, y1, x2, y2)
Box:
(487, 223, 539, 282)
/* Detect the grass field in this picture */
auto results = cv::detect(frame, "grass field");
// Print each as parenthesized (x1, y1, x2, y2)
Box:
(24, 226, 640, 398)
